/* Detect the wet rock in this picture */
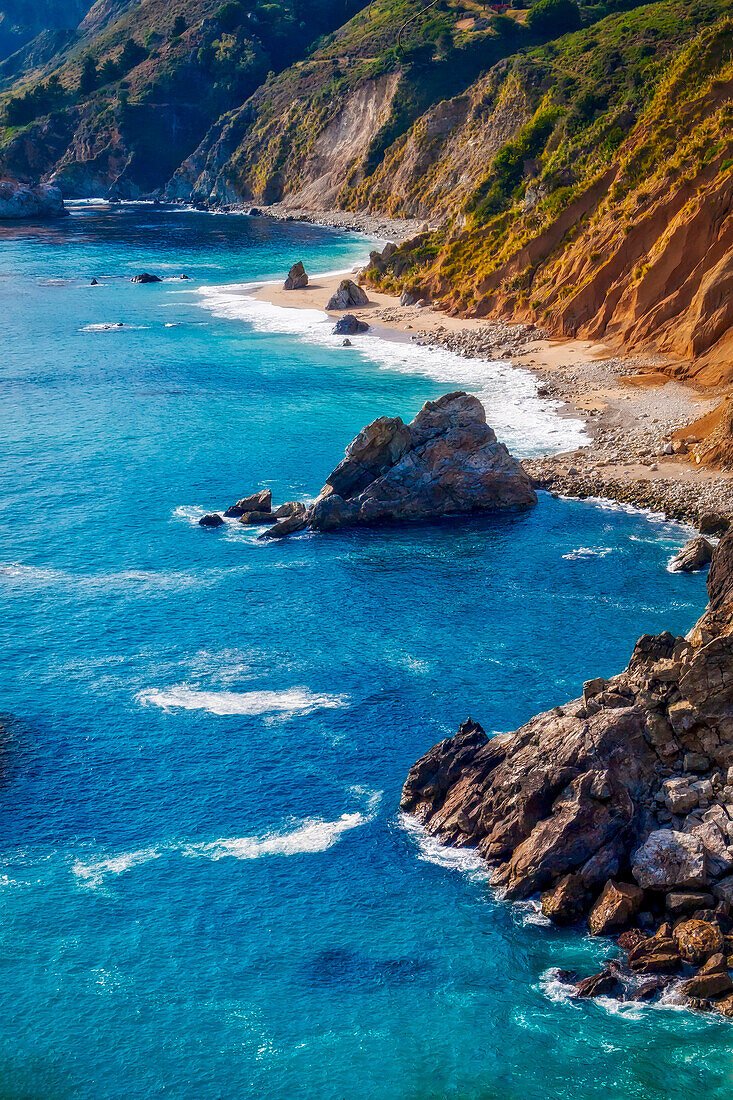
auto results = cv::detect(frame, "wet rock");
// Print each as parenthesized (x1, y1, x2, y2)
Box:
(618, 928, 646, 951)
(284, 261, 308, 290)
(682, 952, 732, 998)
(627, 935, 681, 974)
(309, 393, 537, 533)
(669, 536, 713, 573)
(575, 967, 621, 998)
(258, 512, 309, 540)
(714, 992, 733, 1016)
(224, 490, 272, 517)
(326, 279, 369, 310)
(272, 501, 306, 519)
(673, 919, 724, 964)
(199, 513, 224, 527)
(238, 510, 276, 525)
(626, 974, 674, 1001)
(131, 272, 161, 284)
(333, 313, 369, 336)
(632, 830, 708, 890)
(342, 338, 352, 346)
(541, 873, 586, 924)
(90, 278, 99, 286)
(588, 880, 644, 935)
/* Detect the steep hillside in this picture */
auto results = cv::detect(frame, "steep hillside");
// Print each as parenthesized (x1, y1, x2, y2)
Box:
(0, 0, 366, 195)
(361, 1, 733, 381)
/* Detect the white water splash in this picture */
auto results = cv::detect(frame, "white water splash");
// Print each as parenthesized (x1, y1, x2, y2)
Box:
(399, 813, 490, 881)
(135, 684, 349, 717)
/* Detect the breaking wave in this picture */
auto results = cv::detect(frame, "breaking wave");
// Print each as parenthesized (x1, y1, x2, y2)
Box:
(135, 684, 349, 717)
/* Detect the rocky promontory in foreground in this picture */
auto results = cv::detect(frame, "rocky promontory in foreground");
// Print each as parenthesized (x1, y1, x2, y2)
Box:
(0, 180, 66, 219)
(403, 529, 733, 1015)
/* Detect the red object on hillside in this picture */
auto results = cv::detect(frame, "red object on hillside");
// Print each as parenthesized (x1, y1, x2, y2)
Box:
(490, 2, 509, 10)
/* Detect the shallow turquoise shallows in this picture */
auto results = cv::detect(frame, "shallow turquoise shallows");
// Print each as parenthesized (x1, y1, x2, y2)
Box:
(0, 205, 724, 1100)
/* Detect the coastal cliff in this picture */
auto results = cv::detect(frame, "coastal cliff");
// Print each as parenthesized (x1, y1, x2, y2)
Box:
(402, 526, 733, 1012)
(0, 177, 65, 216)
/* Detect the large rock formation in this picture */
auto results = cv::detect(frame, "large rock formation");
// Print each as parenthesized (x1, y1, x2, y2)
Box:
(0, 179, 65, 219)
(306, 392, 536, 532)
(402, 528, 733, 1013)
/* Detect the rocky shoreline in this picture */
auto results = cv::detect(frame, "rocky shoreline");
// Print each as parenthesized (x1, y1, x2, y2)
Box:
(402, 527, 733, 1018)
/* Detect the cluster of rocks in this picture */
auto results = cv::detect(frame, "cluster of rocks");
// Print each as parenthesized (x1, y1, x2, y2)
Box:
(524, 457, 733, 528)
(199, 491, 307, 538)
(411, 320, 548, 360)
(197, 393, 536, 538)
(402, 527, 733, 1017)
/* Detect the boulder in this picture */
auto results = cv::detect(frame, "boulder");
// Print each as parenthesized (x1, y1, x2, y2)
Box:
(674, 919, 724, 964)
(91, 278, 99, 286)
(224, 490, 272, 517)
(0, 179, 66, 219)
(199, 513, 224, 527)
(588, 880, 644, 935)
(333, 313, 369, 336)
(699, 513, 730, 536)
(669, 536, 713, 572)
(272, 501, 306, 519)
(682, 952, 732, 998)
(540, 873, 586, 924)
(684, 752, 710, 773)
(713, 875, 733, 905)
(574, 968, 621, 998)
(326, 279, 369, 310)
(131, 272, 161, 284)
(666, 891, 715, 914)
(238, 510, 275, 525)
(342, 338, 353, 347)
(309, 392, 537, 532)
(631, 830, 708, 890)
(258, 512, 309, 540)
(284, 262, 308, 290)
(627, 935, 681, 974)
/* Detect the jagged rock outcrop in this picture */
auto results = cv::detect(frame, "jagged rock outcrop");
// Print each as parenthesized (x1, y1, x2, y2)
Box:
(401, 526, 733, 1014)
(284, 262, 308, 290)
(326, 280, 369, 311)
(307, 392, 536, 532)
(670, 536, 714, 573)
(0, 179, 65, 218)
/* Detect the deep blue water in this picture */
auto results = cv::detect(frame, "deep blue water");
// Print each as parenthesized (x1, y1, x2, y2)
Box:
(0, 204, 724, 1100)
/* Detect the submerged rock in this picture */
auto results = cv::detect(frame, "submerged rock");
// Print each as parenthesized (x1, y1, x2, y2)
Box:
(309, 392, 537, 531)
(131, 272, 162, 284)
(326, 279, 368, 310)
(284, 261, 308, 290)
(670, 536, 713, 572)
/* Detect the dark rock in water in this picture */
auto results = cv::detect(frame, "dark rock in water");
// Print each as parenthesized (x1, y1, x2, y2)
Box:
(224, 490, 272, 517)
(199, 513, 224, 527)
(272, 501, 306, 519)
(682, 952, 732, 998)
(326, 279, 369, 310)
(333, 313, 369, 336)
(131, 272, 162, 284)
(249, 208, 261, 216)
(342, 339, 352, 347)
(284, 262, 308, 290)
(626, 974, 674, 1001)
(180, 274, 190, 280)
(670, 535, 713, 572)
(91, 278, 99, 286)
(238, 510, 275, 525)
(309, 392, 537, 532)
(575, 967, 621, 998)
(699, 512, 730, 536)
(258, 512, 309, 540)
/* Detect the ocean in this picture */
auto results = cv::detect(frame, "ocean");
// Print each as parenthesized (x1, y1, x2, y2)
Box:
(0, 203, 722, 1099)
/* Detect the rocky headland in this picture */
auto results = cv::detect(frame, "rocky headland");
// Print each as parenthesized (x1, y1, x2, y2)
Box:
(0, 179, 66, 219)
(402, 526, 733, 1016)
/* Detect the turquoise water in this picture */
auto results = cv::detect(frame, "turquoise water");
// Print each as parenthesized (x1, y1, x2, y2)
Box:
(0, 204, 725, 1099)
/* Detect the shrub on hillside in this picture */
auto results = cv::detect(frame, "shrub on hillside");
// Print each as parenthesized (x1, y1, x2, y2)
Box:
(527, 0, 581, 34)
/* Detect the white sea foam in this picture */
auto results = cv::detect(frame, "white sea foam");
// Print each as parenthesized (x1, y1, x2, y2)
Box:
(0, 561, 205, 593)
(196, 280, 589, 458)
(562, 546, 614, 560)
(72, 846, 163, 887)
(184, 812, 369, 861)
(135, 684, 349, 717)
(79, 322, 149, 333)
(399, 813, 490, 880)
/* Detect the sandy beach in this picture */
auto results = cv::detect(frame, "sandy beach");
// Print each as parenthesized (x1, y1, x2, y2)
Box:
(241, 269, 733, 525)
